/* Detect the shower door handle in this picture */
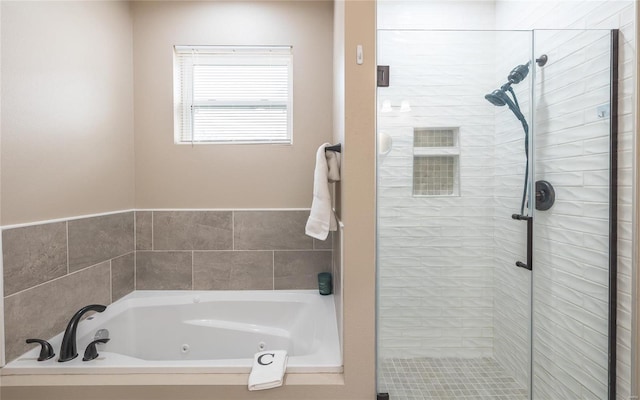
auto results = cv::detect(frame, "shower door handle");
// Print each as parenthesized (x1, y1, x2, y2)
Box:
(511, 214, 532, 271)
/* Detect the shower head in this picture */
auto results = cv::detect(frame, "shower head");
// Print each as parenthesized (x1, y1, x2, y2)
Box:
(484, 88, 527, 126)
(484, 89, 508, 106)
(508, 62, 531, 84)
(485, 61, 530, 107)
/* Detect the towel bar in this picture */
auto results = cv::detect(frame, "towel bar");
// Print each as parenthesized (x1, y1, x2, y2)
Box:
(325, 144, 341, 153)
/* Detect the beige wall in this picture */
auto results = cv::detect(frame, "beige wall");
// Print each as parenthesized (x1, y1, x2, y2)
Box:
(0, 1, 135, 225)
(0, 0, 4, 367)
(133, 1, 334, 209)
(338, 0, 377, 396)
(1, 1, 378, 398)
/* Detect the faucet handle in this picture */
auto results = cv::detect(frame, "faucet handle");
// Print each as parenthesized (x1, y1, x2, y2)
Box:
(83, 338, 110, 361)
(25, 338, 55, 361)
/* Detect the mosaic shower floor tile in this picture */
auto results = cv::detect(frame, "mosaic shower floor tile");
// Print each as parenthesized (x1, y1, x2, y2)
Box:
(378, 357, 528, 400)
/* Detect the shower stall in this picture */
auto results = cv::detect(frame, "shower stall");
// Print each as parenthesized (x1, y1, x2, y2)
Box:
(376, 29, 617, 399)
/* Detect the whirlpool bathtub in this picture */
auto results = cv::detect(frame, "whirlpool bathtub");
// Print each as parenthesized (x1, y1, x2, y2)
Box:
(3, 290, 342, 375)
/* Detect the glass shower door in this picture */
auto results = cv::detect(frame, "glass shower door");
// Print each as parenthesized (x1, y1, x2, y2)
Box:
(531, 29, 617, 400)
(376, 29, 533, 399)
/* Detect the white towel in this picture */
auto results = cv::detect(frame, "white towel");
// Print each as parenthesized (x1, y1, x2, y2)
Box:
(248, 350, 288, 391)
(305, 143, 340, 240)
(326, 148, 341, 183)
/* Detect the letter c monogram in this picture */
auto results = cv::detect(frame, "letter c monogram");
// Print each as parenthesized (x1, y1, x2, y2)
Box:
(258, 353, 275, 366)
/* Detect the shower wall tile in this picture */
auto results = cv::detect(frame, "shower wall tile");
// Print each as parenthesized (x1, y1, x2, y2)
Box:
(492, 3, 635, 398)
(135, 251, 192, 290)
(234, 210, 313, 250)
(4, 261, 111, 362)
(111, 252, 135, 302)
(135, 211, 152, 250)
(193, 251, 273, 290)
(274, 250, 332, 290)
(68, 212, 134, 272)
(153, 211, 232, 250)
(2, 222, 67, 296)
(377, 28, 497, 361)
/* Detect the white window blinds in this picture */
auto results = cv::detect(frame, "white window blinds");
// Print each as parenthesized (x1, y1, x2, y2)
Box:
(173, 46, 293, 144)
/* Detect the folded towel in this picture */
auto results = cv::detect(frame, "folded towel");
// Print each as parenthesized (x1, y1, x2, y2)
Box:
(305, 143, 339, 240)
(248, 350, 288, 391)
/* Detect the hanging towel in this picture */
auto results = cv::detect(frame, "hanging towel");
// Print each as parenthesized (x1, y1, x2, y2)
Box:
(305, 143, 340, 240)
(326, 147, 341, 183)
(248, 350, 288, 391)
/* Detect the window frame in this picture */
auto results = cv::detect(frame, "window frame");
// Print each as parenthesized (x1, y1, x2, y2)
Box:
(173, 45, 294, 145)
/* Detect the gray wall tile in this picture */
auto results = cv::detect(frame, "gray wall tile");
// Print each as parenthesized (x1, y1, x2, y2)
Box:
(136, 251, 192, 290)
(4, 262, 111, 362)
(153, 211, 232, 250)
(112, 252, 135, 302)
(2, 222, 68, 296)
(193, 251, 273, 290)
(234, 210, 313, 250)
(314, 232, 333, 250)
(68, 212, 134, 272)
(135, 211, 152, 250)
(274, 250, 332, 290)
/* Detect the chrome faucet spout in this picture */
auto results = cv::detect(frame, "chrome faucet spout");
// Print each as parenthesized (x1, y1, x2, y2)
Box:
(58, 304, 106, 362)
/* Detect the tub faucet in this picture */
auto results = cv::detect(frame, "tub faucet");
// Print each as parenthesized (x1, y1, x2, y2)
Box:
(58, 304, 107, 362)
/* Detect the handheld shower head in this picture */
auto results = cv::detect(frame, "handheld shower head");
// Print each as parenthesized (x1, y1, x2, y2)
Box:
(484, 89, 508, 106)
(484, 60, 532, 217)
(484, 88, 528, 128)
(485, 60, 530, 111)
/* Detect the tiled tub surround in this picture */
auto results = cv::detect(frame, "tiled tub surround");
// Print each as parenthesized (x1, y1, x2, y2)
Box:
(3, 209, 333, 363)
(3, 212, 135, 363)
(135, 210, 332, 290)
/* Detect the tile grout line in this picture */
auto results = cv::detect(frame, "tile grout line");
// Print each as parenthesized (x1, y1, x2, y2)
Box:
(109, 259, 113, 304)
(192, 250, 195, 290)
(272, 251, 275, 290)
(135, 212, 138, 292)
(66, 222, 70, 275)
(133, 249, 328, 253)
(133, 211, 137, 292)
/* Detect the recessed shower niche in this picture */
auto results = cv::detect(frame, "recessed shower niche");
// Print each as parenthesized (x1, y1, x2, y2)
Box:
(412, 128, 460, 197)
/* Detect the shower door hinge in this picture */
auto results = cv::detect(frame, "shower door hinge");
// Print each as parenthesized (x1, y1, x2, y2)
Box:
(377, 65, 390, 87)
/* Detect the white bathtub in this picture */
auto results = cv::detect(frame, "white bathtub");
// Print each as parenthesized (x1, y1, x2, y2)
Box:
(3, 290, 342, 375)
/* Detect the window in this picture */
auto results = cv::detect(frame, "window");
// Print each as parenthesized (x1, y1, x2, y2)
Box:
(174, 45, 293, 144)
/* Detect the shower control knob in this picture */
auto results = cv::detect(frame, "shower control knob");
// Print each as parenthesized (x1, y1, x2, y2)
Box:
(535, 180, 555, 211)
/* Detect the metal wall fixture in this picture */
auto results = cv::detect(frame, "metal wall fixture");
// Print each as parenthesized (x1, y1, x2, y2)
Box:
(536, 54, 548, 66)
(535, 180, 555, 211)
